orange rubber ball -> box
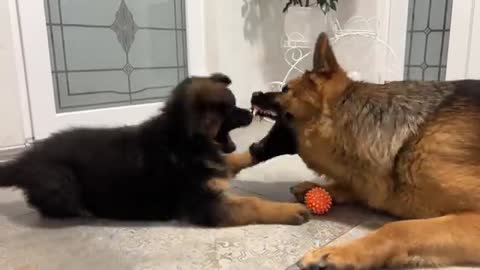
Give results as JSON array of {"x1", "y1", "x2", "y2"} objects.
[{"x1": 305, "y1": 187, "x2": 332, "y2": 215}]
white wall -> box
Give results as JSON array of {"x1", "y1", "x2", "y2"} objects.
[
  {"x1": 0, "y1": 0, "x2": 27, "y2": 148},
  {"x1": 204, "y1": 0, "x2": 406, "y2": 108},
  {"x1": 205, "y1": 0, "x2": 289, "y2": 108}
]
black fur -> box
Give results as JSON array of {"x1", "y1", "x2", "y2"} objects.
[
  {"x1": 0, "y1": 74, "x2": 252, "y2": 226},
  {"x1": 249, "y1": 120, "x2": 297, "y2": 162},
  {"x1": 249, "y1": 91, "x2": 298, "y2": 162}
]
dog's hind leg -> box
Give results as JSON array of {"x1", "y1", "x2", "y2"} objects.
[
  {"x1": 290, "y1": 212, "x2": 480, "y2": 270},
  {"x1": 20, "y1": 164, "x2": 84, "y2": 218}
]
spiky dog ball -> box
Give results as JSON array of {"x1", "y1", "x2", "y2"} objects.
[{"x1": 305, "y1": 187, "x2": 332, "y2": 215}]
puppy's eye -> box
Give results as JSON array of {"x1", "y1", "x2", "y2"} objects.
[{"x1": 281, "y1": 85, "x2": 289, "y2": 93}]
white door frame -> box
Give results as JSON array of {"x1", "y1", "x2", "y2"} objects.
[
  {"x1": 377, "y1": 0, "x2": 409, "y2": 82},
  {"x1": 16, "y1": 0, "x2": 207, "y2": 140},
  {"x1": 379, "y1": 0, "x2": 480, "y2": 81},
  {"x1": 447, "y1": 0, "x2": 480, "y2": 80}
]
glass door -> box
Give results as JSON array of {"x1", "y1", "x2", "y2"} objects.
[
  {"x1": 403, "y1": 0, "x2": 480, "y2": 81},
  {"x1": 17, "y1": 0, "x2": 206, "y2": 139},
  {"x1": 403, "y1": 0, "x2": 452, "y2": 81}
]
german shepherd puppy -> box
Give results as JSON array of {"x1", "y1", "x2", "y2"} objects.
[
  {"x1": 0, "y1": 73, "x2": 310, "y2": 226},
  {"x1": 249, "y1": 33, "x2": 480, "y2": 269}
]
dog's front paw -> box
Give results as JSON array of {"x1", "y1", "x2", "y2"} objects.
[
  {"x1": 290, "y1": 181, "x2": 321, "y2": 203},
  {"x1": 289, "y1": 246, "x2": 374, "y2": 270},
  {"x1": 249, "y1": 142, "x2": 266, "y2": 162},
  {"x1": 290, "y1": 181, "x2": 356, "y2": 205}
]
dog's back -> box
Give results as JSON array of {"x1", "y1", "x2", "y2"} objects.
[
  {"x1": 312, "y1": 79, "x2": 480, "y2": 217},
  {"x1": 332, "y1": 80, "x2": 480, "y2": 170},
  {"x1": 390, "y1": 80, "x2": 480, "y2": 217},
  {"x1": 0, "y1": 126, "x2": 151, "y2": 218}
]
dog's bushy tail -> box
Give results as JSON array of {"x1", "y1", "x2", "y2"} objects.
[{"x1": 0, "y1": 162, "x2": 16, "y2": 187}]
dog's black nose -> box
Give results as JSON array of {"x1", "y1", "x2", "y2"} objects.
[
  {"x1": 251, "y1": 91, "x2": 264, "y2": 104},
  {"x1": 252, "y1": 91, "x2": 262, "y2": 97}
]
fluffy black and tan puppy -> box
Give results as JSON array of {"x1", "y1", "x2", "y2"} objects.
[{"x1": 0, "y1": 73, "x2": 309, "y2": 226}]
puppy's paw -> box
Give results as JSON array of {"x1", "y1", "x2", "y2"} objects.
[{"x1": 282, "y1": 203, "x2": 311, "y2": 225}]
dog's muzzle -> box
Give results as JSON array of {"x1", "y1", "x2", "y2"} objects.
[{"x1": 251, "y1": 91, "x2": 283, "y2": 120}]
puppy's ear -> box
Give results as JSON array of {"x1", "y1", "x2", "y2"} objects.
[
  {"x1": 176, "y1": 85, "x2": 222, "y2": 139},
  {"x1": 312, "y1": 32, "x2": 340, "y2": 74},
  {"x1": 210, "y1": 73, "x2": 232, "y2": 85},
  {"x1": 182, "y1": 92, "x2": 198, "y2": 138},
  {"x1": 166, "y1": 80, "x2": 198, "y2": 137}
]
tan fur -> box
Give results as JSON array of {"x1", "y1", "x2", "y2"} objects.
[
  {"x1": 205, "y1": 174, "x2": 309, "y2": 227},
  {"x1": 215, "y1": 194, "x2": 310, "y2": 227},
  {"x1": 224, "y1": 152, "x2": 256, "y2": 175},
  {"x1": 281, "y1": 33, "x2": 480, "y2": 269},
  {"x1": 206, "y1": 178, "x2": 231, "y2": 193},
  {"x1": 206, "y1": 152, "x2": 310, "y2": 227}
]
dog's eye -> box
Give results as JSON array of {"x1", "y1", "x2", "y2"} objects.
[{"x1": 281, "y1": 85, "x2": 289, "y2": 93}]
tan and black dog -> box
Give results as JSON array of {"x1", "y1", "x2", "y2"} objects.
[
  {"x1": 249, "y1": 32, "x2": 480, "y2": 269},
  {"x1": 0, "y1": 73, "x2": 310, "y2": 227}
]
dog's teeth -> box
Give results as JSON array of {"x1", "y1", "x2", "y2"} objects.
[{"x1": 251, "y1": 107, "x2": 277, "y2": 120}]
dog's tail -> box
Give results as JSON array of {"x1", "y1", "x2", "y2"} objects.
[{"x1": 0, "y1": 161, "x2": 16, "y2": 187}]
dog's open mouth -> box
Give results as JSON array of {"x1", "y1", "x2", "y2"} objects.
[
  {"x1": 250, "y1": 91, "x2": 282, "y2": 121},
  {"x1": 251, "y1": 105, "x2": 278, "y2": 120}
]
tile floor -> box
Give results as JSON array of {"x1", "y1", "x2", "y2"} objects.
[{"x1": 0, "y1": 121, "x2": 477, "y2": 270}]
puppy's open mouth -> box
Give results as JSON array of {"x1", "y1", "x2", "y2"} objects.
[{"x1": 216, "y1": 107, "x2": 253, "y2": 153}]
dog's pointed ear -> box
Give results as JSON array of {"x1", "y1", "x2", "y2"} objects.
[
  {"x1": 210, "y1": 73, "x2": 232, "y2": 85},
  {"x1": 312, "y1": 32, "x2": 340, "y2": 74}
]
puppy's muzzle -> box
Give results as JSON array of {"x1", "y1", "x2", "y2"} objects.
[{"x1": 216, "y1": 107, "x2": 253, "y2": 153}]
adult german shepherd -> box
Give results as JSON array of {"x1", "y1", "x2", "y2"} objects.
[{"x1": 249, "y1": 33, "x2": 480, "y2": 269}]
